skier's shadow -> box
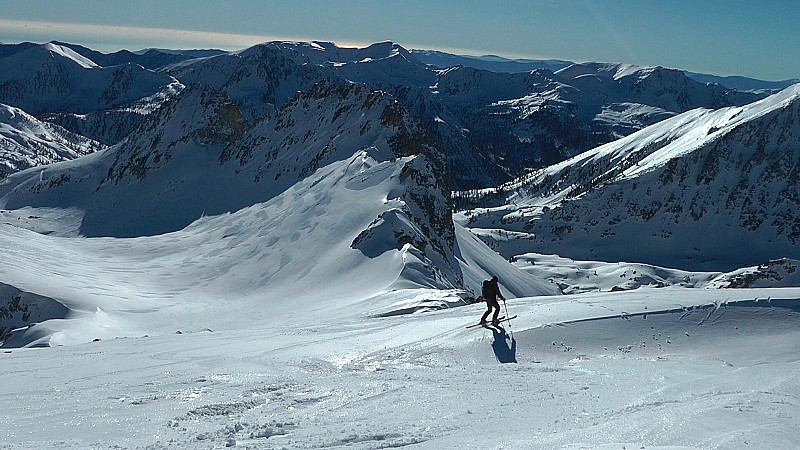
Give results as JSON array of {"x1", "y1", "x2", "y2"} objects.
[{"x1": 488, "y1": 324, "x2": 517, "y2": 363}]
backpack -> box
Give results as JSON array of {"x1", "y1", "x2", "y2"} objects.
[{"x1": 481, "y1": 280, "x2": 492, "y2": 299}]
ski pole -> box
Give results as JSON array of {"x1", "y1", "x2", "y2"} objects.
[{"x1": 502, "y1": 299, "x2": 511, "y2": 327}]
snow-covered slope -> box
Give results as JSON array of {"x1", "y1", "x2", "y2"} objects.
[
  {"x1": 458, "y1": 83, "x2": 800, "y2": 271},
  {"x1": 0, "y1": 104, "x2": 105, "y2": 178},
  {"x1": 1, "y1": 246, "x2": 799, "y2": 448}
]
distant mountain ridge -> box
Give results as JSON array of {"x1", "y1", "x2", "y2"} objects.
[
  {"x1": 683, "y1": 71, "x2": 799, "y2": 93},
  {"x1": 0, "y1": 42, "x2": 180, "y2": 115},
  {"x1": 411, "y1": 48, "x2": 797, "y2": 93},
  {"x1": 0, "y1": 40, "x2": 772, "y2": 190},
  {"x1": 411, "y1": 49, "x2": 573, "y2": 73}
]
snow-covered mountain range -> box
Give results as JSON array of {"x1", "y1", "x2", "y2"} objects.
[
  {"x1": 411, "y1": 48, "x2": 800, "y2": 93},
  {"x1": 0, "y1": 42, "x2": 180, "y2": 115},
  {"x1": 0, "y1": 39, "x2": 797, "y2": 318},
  {"x1": 1, "y1": 40, "x2": 767, "y2": 189}
]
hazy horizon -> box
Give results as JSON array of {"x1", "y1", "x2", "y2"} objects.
[{"x1": 1, "y1": 0, "x2": 798, "y2": 81}]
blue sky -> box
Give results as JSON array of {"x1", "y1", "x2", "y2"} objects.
[{"x1": 1, "y1": 0, "x2": 797, "y2": 81}]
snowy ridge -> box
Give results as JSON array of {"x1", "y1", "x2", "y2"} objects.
[
  {"x1": 410, "y1": 49, "x2": 573, "y2": 73},
  {"x1": 495, "y1": 82, "x2": 800, "y2": 199},
  {"x1": 706, "y1": 258, "x2": 800, "y2": 289},
  {"x1": 276, "y1": 40, "x2": 423, "y2": 67}
]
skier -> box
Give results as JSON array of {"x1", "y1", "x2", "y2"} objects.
[{"x1": 480, "y1": 276, "x2": 505, "y2": 325}]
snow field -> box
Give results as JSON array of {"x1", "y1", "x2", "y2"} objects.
[{"x1": 2, "y1": 288, "x2": 799, "y2": 449}]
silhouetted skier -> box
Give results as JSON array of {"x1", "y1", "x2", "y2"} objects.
[{"x1": 480, "y1": 276, "x2": 505, "y2": 325}]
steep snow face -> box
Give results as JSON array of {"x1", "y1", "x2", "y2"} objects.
[
  {"x1": 0, "y1": 104, "x2": 105, "y2": 178},
  {"x1": 458, "y1": 84, "x2": 800, "y2": 271},
  {"x1": 0, "y1": 43, "x2": 180, "y2": 115}
]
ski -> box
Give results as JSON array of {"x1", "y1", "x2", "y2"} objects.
[{"x1": 466, "y1": 315, "x2": 517, "y2": 329}]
